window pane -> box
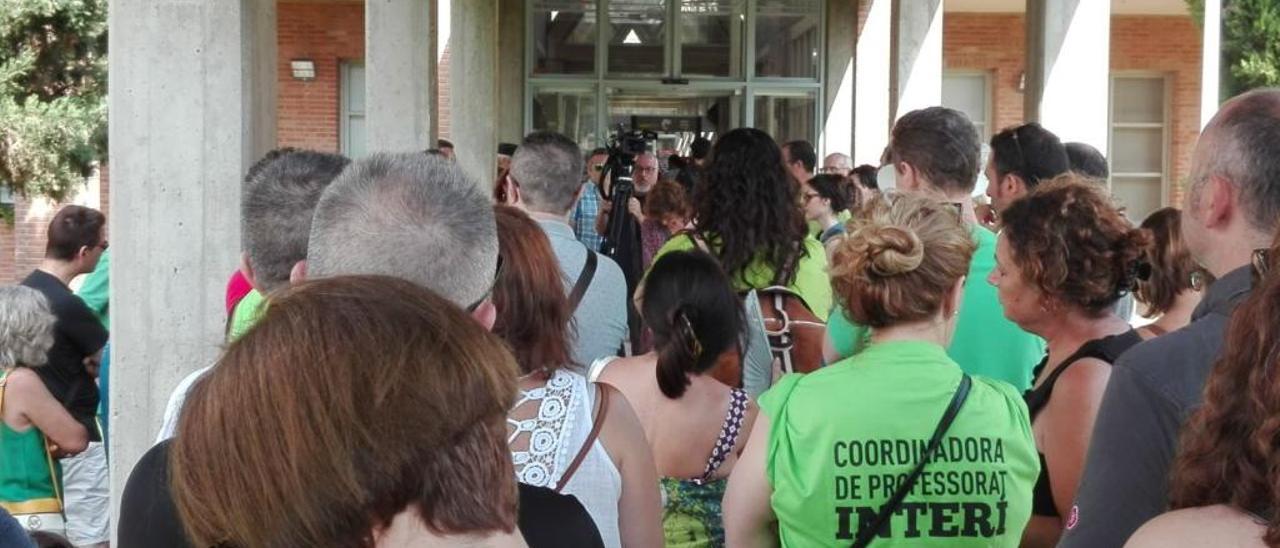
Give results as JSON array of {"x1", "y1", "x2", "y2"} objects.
[
  {"x1": 942, "y1": 73, "x2": 987, "y2": 132},
  {"x1": 532, "y1": 0, "x2": 597, "y2": 75},
  {"x1": 1112, "y1": 127, "x2": 1163, "y2": 174},
  {"x1": 346, "y1": 115, "x2": 367, "y2": 159},
  {"x1": 679, "y1": 0, "x2": 745, "y2": 77},
  {"x1": 755, "y1": 0, "x2": 821, "y2": 78},
  {"x1": 608, "y1": 89, "x2": 742, "y2": 135},
  {"x1": 754, "y1": 91, "x2": 815, "y2": 143},
  {"x1": 609, "y1": 0, "x2": 667, "y2": 74},
  {"x1": 532, "y1": 89, "x2": 599, "y2": 148},
  {"x1": 1112, "y1": 176, "x2": 1162, "y2": 222},
  {"x1": 346, "y1": 63, "x2": 365, "y2": 114},
  {"x1": 1113, "y1": 77, "x2": 1164, "y2": 124}
]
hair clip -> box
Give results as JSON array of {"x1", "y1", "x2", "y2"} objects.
[{"x1": 676, "y1": 309, "x2": 703, "y2": 359}]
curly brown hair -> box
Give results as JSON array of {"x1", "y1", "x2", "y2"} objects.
[
  {"x1": 999, "y1": 175, "x2": 1150, "y2": 316},
  {"x1": 1135, "y1": 208, "x2": 1215, "y2": 317},
  {"x1": 643, "y1": 180, "x2": 692, "y2": 221},
  {"x1": 830, "y1": 193, "x2": 975, "y2": 328},
  {"x1": 1169, "y1": 230, "x2": 1280, "y2": 544}
]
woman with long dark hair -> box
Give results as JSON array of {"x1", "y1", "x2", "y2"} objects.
[
  {"x1": 650, "y1": 128, "x2": 832, "y2": 319},
  {"x1": 1127, "y1": 233, "x2": 1280, "y2": 547},
  {"x1": 590, "y1": 250, "x2": 756, "y2": 547}
]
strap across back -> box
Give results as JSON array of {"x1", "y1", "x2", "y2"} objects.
[{"x1": 696, "y1": 388, "x2": 750, "y2": 484}]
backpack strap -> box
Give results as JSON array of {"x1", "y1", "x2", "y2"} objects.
[
  {"x1": 555, "y1": 382, "x2": 611, "y2": 493},
  {"x1": 852, "y1": 375, "x2": 972, "y2": 548},
  {"x1": 568, "y1": 250, "x2": 598, "y2": 313}
]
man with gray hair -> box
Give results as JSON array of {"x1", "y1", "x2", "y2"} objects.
[
  {"x1": 306, "y1": 152, "x2": 498, "y2": 310},
  {"x1": 511, "y1": 131, "x2": 629, "y2": 363},
  {"x1": 1061, "y1": 89, "x2": 1280, "y2": 547},
  {"x1": 820, "y1": 152, "x2": 852, "y2": 176},
  {"x1": 156, "y1": 148, "x2": 349, "y2": 441}
]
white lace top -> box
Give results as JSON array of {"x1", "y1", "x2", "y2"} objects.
[{"x1": 508, "y1": 369, "x2": 623, "y2": 548}]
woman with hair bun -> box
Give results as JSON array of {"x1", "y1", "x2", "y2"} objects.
[
  {"x1": 987, "y1": 175, "x2": 1151, "y2": 547},
  {"x1": 590, "y1": 249, "x2": 756, "y2": 548},
  {"x1": 1133, "y1": 207, "x2": 1214, "y2": 339},
  {"x1": 723, "y1": 193, "x2": 1039, "y2": 547}
]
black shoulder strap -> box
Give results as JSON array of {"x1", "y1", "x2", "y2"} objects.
[
  {"x1": 853, "y1": 375, "x2": 972, "y2": 548},
  {"x1": 568, "y1": 250, "x2": 598, "y2": 312}
]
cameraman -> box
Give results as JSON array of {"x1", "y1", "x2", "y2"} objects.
[{"x1": 596, "y1": 152, "x2": 659, "y2": 352}]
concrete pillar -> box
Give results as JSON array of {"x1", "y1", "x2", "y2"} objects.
[
  {"x1": 891, "y1": 0, "x2": 943, "y2": 120},
  {"x1": 1024, "y1": 0, "x2": 1111, "y2": 151},
  {"x1": 822, "y1": 0, "x2": 856, "y2": 158},
  {"x1": 366, "y1": 0, "x2": 434, "y2": 152},
  {"x1": 107, "y1": 0, "x2": 276, "y2": 530},
  {"x1": 451, "y1": 0, "x2": 499, "y2": 184},
  {"x1": 853, "y1": 0, "x2": 893, "y2": 166},
  {"x1": 498, "y1": 0, "x2": 525, "y2": 144},
  {"x1": 1200, "y1": 0, "x2": 1221, "y2": 129}
]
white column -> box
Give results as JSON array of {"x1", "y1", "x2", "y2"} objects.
[
  {"x1": 366, "y1": 0, "x2": 434, "y2": 152},
  {"x1": 853, "y1": 0, "x2": 893, "y2": 166},
  {"x1": 1025, "y1": 0, "x2": 1111, "y2": 151},
  {"x1": 451, "y1": 0, "x2": 499, "y2": 185},
  {"x1": 1200, "y1": 0, "x2": 1221, "y2": 129},
  {"x1": 822, "y1": 0, "x2": 856, "y2": 158},
  {"x1": 891, "y1": 0, "x2": 944, "y2": 120},
  {"x1": 107, "y1": 0, "x2": 276, "y2": 531}
]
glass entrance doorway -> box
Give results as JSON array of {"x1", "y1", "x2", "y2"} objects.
[
  {"x1": 607, "y1": 88, "x2": 742, "y2": 156},
  {"x1": 525, "y1": 0, "x2": 824, "y2": 153}
]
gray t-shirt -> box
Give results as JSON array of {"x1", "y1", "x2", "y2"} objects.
[
  {"x1": 1059, "y1": 265, "x2": 1254, "y2": 547},
  {"x1": 536, "y1": 218, "x2": 629, "y2": 367}
]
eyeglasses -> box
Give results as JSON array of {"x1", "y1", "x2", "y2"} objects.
[
  {"x1": 96, "y1": 240, "x2": 109, "y2": 251},
  {"x1": 466, "y1": 254, "x2": 505, "y2": 313},
  {"x1": 1252, "y1": 248, "x2": 1271, "y2": 286},
  {"x1": 1006, "y1": 125, "x2": 1029, "y2": 180},
  {"x1": 636, "y1": 166, "x2": 658, "y2": 174},
  {"x1": 818, "y1": 167, "x2": 849, "y2": 175},
  {"x1": 591, "y1": 164, "x2": 605, "y2": 173},
  {"x1": 802, "y1": 192, "x2": 821, "y2": 203}
]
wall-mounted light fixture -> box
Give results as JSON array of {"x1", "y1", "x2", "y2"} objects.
[{"x1": 290, "y1": 59, "x2": 316, "y2": 81}]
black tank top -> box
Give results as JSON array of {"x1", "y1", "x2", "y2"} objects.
[{"x1": 1024, "y1": 330, "x2": 1143, "y2": 517}]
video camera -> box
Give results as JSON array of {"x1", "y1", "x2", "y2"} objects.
[{"x1": 599, "y1": 125, "x2": 657, "y2": 257}]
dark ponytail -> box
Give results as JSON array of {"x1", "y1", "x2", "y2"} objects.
[
  {"x1": 656, "y1": 307, "x2": 700, "y2": 398},
  {"x1": 643, "y1": 251, "x2": 744, "y2": 400}
]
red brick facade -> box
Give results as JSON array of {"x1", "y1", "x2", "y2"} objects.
[
  {"x1": 277, "y1": 2, "x2": 365, "y2": 151},
  {"x1": 944, "y1": 13, "x2": 1202, "y2": 201}
]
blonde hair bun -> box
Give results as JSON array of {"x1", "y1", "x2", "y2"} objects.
[{"x1": 859, "y1": 224, "x2": 924, "y2": 277}]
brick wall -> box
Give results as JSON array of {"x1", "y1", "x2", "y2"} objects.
[
  {"x1": 277, "y1": 1, "x2": 365, "y2": 152},
  {"x1": 0, "y1": 219, "x2": 13, "y2": 283},
  {"x1": 944, "y1": 13, "x2": 1201, "y2": 206}
]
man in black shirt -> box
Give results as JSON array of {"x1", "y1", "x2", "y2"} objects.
[
  {"x1": 20, "y1": 205, "x2": 109, "y2": 439},
  {"x1": 19, "y1": 204, "x2": 110, "y2": 546}
]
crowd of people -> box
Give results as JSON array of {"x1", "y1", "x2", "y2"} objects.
[{"x1": 1, "y1": 87, "x2": 1279, "y2": 548}]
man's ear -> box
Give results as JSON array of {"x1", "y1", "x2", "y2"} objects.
[
  {"x1": 288, "y1": 260, "x2": 307, "y2": 285},
  {"x1": 1004, "y1": 174, "x2": 1028, "y2": 201},
  {"x1": 1201, "y1": 175, "x2": 1237, "y2": 230},
  {"x1": 240, "y1": 252, "x2": 263, "y2": 290},
  {"x1": 470, "y1": 300, "x2": 497, "y2": 331}
]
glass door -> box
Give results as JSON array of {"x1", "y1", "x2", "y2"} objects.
[{"x1": 607, "y1": 87, "x2": 743, "y2": 156}]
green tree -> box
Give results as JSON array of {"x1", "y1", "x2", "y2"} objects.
[
  {"x1": 0, "y1": 0, "x2": 107, "y2": 201},
  {"x1": 1187, "y1": 0, "x2": 1280, "y2": 98}
]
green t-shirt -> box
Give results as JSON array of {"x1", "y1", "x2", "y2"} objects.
[
  {"x1": 76, "y1": 248, "x2": 110, "y2": 328},
  {"x1": 826, "y1": 226, "x2": 1044, "y2": 390},
  {"x1": 760, "y1": 341, "x2": 1039, "y2": 547},
  {"x1": 808, "y1": 209, "x2": 854, "y2": 239},
  {"x1": 228, "y1": 289, "x2": 266, "y2": 342},
  {"x1": 650, "y1": 233, "x2": 833, "y2": 321}
]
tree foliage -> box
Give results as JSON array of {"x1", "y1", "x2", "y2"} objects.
[
  {"x1": 0, "y1": 0, "x2": 107, "y2": 200},
  {"x1": 1187, "y1": 0, "x2": 1280, "y2": 98}
]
